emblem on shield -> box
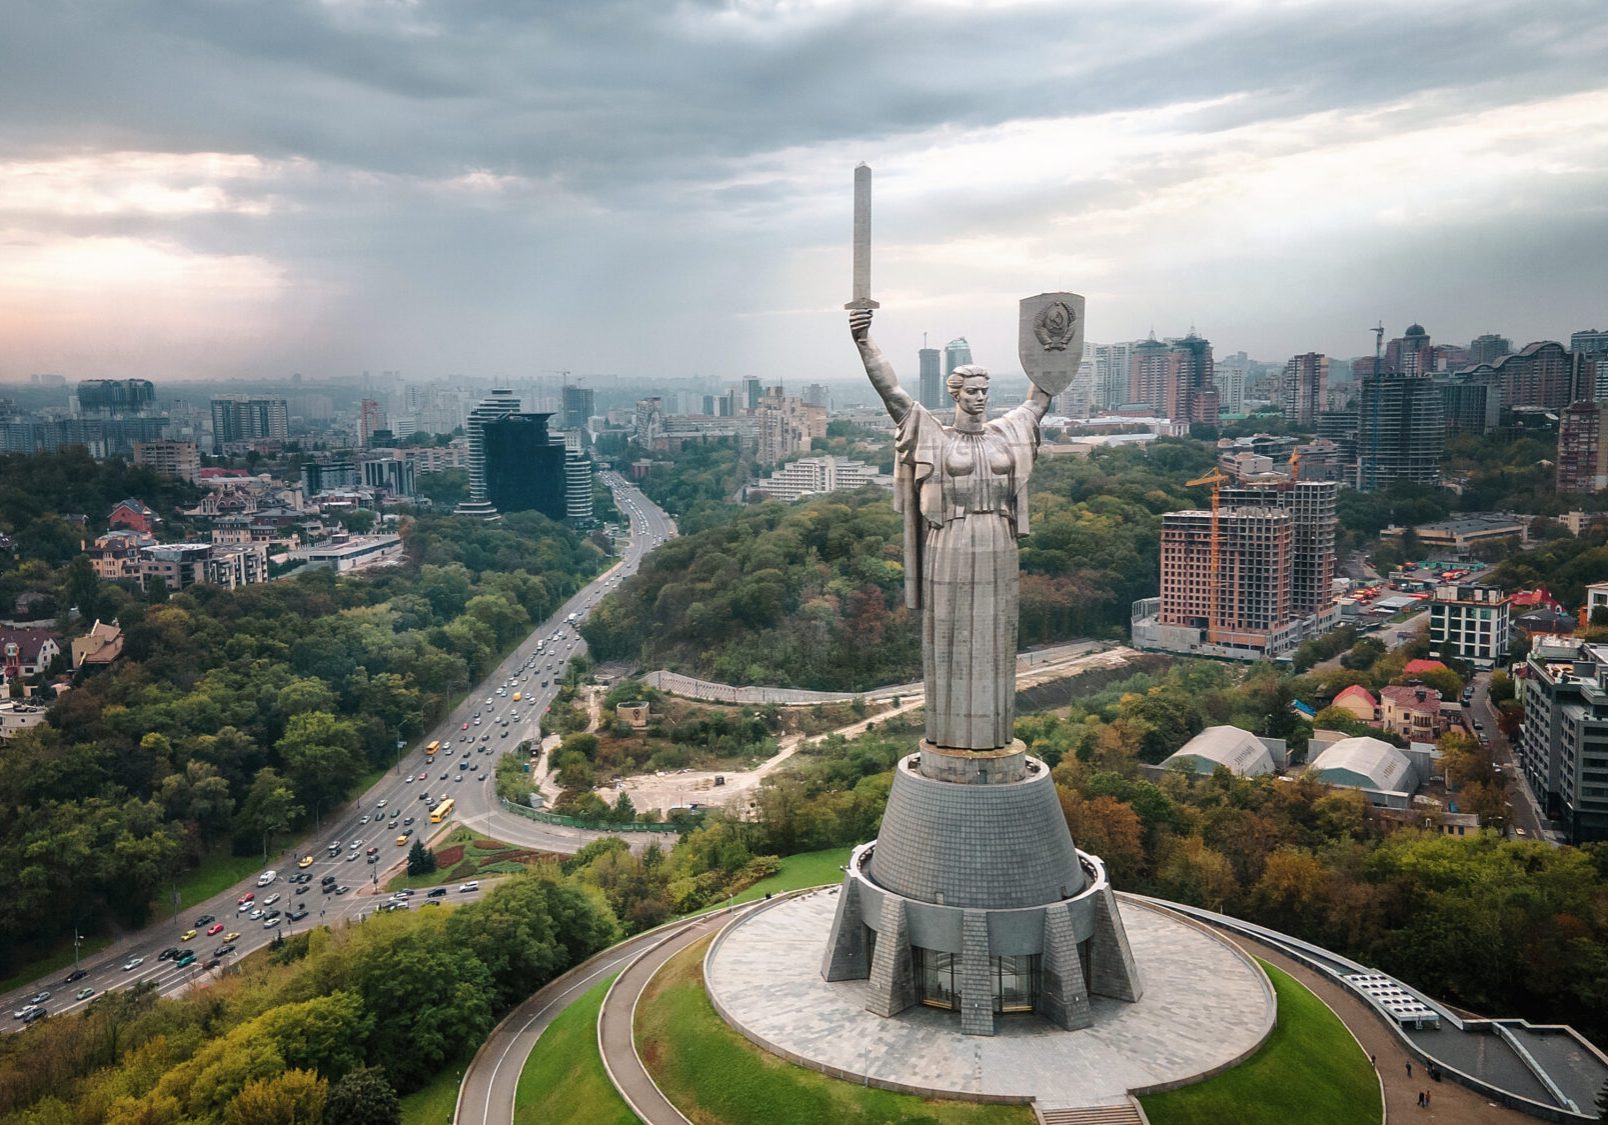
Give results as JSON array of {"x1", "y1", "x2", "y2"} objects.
[{"x1": 1018, "y1": 292, "x2": 1086, "y2": 396}]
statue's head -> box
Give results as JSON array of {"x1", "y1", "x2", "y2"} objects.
[{"x1": 947, "y1": 365, "x2": 990, "y2": 415}]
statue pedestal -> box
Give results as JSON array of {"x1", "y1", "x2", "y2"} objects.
[{"x1": 821, "y1": 751, "x2": 1143, "y2": 1035}]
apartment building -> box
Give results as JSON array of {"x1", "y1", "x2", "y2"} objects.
[
  {"x1": 1428, "y1": 583, "x2": 1511, "y2": 669},
  {"x1": 1519, "y1": 636, "x2": 1608, "y2": 842}
]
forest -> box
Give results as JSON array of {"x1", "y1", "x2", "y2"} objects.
[
  {"x1": 0, "y1": 495, "x2": 604, "y2": 975},
  {"x1": 584, "y1": 439, "x2": 1214, "y2": 689}
]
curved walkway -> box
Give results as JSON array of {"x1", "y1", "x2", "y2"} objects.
[{"x1": 596, "y1": 908, "x2": 740, "y2": 1125}]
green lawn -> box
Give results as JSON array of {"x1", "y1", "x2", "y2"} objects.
[
  {"x1": 689, "y1": 846, "x2": 854, "y2": 917},
  {"x1": 0, "y1": 934, "x2": 114, "y2": 995},
  {"x1": 636, "y1": 935, "x2": 1031, "y2": 1124},
  {"x1": 515, "y1": 974, "x2": 636, "y2": 1125},
  {"x1": 172, "y1": 848, "x2": 267, "y2": 911},
  {"x1": 399, "y1": 1051, "x2": 471, "y2": 1125},
  {"x1": 1141, "y1": 961, "x2": 1379, "y2": 1125},
  {"x1": 387, "y1": 826, "x2": 562, "y2": 890}
]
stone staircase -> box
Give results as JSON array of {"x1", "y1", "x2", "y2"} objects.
[{"x1": 1035, "y1": 1101, "x2": 1147, "y2": 1125}]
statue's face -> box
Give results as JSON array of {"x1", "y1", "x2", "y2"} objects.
[{"x1": 954, "y1": 376, "x2": 989, "y2": 416}]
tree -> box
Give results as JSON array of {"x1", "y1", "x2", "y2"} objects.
[
  {"x1": 222, "y1": 1068, "x2": 327, "y2": 1125},
  {"x1": 323, "y1": 1066, "x2": 401, "y2": 1125},
  {"x1": 240, "y1": 768, "x2": 304, "y2": 860},
  {"x1": 407, "y1": 840, "x2": 437, "y2": 876}
]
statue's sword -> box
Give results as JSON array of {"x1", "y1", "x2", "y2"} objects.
[{"x1": 845, "y1": 163, "x2": 880, "y2": 311}]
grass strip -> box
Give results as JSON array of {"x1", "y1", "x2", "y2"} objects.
[
  {"x1": 1141, "y1": 960, "x2": 1379, "y2": 1125},
  {"x1": 635, "y1": 935, "x2": 1030, "y2": 1124},
  {"x1": 514, "y1": 974, "x2": 636, "y2": 1125}
]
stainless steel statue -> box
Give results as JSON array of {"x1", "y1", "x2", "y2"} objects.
[{"x1": 846, "y1": 167, "x2": 1083, "y2": 751}]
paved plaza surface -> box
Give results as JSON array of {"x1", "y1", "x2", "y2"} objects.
[{"x1": 705, "y1": 888, "x2": 1275, "y2": 1110}]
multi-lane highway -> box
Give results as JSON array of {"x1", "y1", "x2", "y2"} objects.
[{"x1": 3, "y1": 472, "x2": 677, "y2": 1029}]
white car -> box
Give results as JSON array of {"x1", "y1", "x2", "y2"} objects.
[
  {"x1": 121, "y1": 957, "x2": 144, "y2": 971},
  {"x1": 459, "y1": 881, "x2": 480, "y2": 893},
  {"x1": 262, "y1": 893, "x2": 280, "y2": 907}
]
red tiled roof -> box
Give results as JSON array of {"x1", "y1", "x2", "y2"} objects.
[{"x1": 1403, "y1": 659, "x2": 1450, "y2": 675}]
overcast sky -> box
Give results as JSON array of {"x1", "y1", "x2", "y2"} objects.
[{"x1": 3, "y1": 0, "x2": 1607, "y2": 386}]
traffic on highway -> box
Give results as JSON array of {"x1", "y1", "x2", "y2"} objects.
[{"x1": 3, "y1": 474, "x2": 676, "y2": 1030}]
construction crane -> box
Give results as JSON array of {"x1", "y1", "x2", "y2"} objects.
[{"x1": 1187, "y1": 466, "x2": 1231, "y2": 643}]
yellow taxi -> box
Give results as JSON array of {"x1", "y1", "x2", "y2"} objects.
[
  {"x1": 297, "y1": 855, "x2": 314, "y2": 868},
  {"x1": 180, "y1": 929, "x2": 197, "y2": 941}
]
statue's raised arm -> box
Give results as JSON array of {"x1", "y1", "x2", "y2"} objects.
[{"x1": 850, "y1": 309, "x2": 912, "y2": 423}]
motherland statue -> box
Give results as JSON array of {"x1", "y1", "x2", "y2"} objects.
[{"x1": 823, "y1": 166, "x2": 1135, "y2": 1036}]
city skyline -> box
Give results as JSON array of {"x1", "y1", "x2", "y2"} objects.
[{"x1": 3, "y1": 1, "x2": 1606, "y2": 383}]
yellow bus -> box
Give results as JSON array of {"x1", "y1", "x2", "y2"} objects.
[
  {"x1": 430, "y1": 798, "x2": 455, "y2": 824},
  {"x1": 425, "y1": 740, "x2": 441, "y2": 757}
]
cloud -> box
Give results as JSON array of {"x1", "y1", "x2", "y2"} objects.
[{"x1": 0, "y1": 0, "x2": 1606, "y2": 379}]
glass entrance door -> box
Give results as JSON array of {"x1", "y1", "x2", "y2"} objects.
[{"x1": 915, "y1": 948, "x2": 957, "y2": 1009}]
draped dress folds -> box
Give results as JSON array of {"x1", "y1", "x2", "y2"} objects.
[{"x1": 893, "y1": 402, "x2": 1040, "y2": 750}]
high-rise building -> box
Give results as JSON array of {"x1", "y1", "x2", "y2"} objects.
[
  {"x1": 456, "y1": 389, "x2": 522, "y2": 519},
  {"x1": 1569, "y1": 328, "x2": 1608, "y2": 361},
  {"x1": 478, "y1": 412, "x2": 566, "y2": 520},
  {"x1": 561, "y1": 385, "x2": 595, "y2": 431},
  {"x1": 802, "y1": 383, "x2": 831, "y2": 411},
  {"x1": 1094, "y1": 342, "x2": 1133, "y2": 411},
  {"x1": 563, "y1": 431, "x2": 594, "y2": 525},
  {"x1": 1557, "y1": 402, "x2": 1608, "y2": 493},
  {"x1": 76, "y1": 379, "x2": 155, "y2": 417},
  {"x1": 1518, "y1": 636, "x2": 1608, "y2": 843},
  {"x1": 210, "y1": 396, "x2": 289, "y2": 452},
  {"x1": 361, "y1": 456, "x2": 417, "y2": 498},
  {"x1": 1357, "y1": 373, "x2": 1444, "y2": 491},
  {"x1": 943, "y1": 337, "x2": 972, "y2": 376},
  {"x1": 301, "y1": 460, "x2": 358, "y2": 493},
  {"x1": 1165, "y1": 333, "x2": 1217, "y2": 425},
  {"x1": 1428, "y1": 583, "x2": 1510, "y2": 669},
  {"x1": 358, "y1": 398, "x2": 386, "y2": 447},
  {"x1": 1386, "y1": 323, "x2": 1433, "y2": 377},
  {"x1": 743, "y1": 377, "x2": 763, "y2": 411},
  {"x1": 133, "y1": 440, "x2": 200, "y2": 484},
  {"x1": 1158, "y1": 506, "x2": 1293, "y2": 648},
  {"x1": 919, "y1": 345, "x2": 944, "y2": 410},
  {"x1": 1219, "y1": 478, "x2": 1339, "y2": 618},
  {"x1": 1469, "y1": 334, "x2": 1513, "y2": 366},
  {"x1": 1129, "y1": 335, "x2": 1170, "y2": 413},
  {"x1": 755, "y1": 385, "x2": 821, "y2": 465},
  {"x1": 1278, "y1": 353, "x2": 1328, "y2": 425},
  {"x1": 1435, "y1": 370, "x2": 1502, "y2": 436},
  {"x1": 1214, "y1": 352, "x2": 1248, "y2": 416},
  {"x1": 1459, "y1": 342, "x2": 1573, "y2": 410}
]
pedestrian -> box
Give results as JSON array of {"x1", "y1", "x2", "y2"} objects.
[
  {"x1": 1425, "y1": 1091, "x2": 1431, "y2": 1108},
  {"x1": 1370, "y1": 1054, "x2": 1377, "y2": 1068},
  {"x1": 1417, "y1": 1091, "x2": 1425, "y2": 1107},
  {"x1": 1406, "y1": 1061, "x2": 1413, "y2": 1077}
]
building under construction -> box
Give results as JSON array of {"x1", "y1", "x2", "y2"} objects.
[{"x1": 1132, "y1": 456, "x2": 1341, "y2": 661}]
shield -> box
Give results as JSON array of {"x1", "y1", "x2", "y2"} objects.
[{"x1": 1018, "y1": 292, "x2": 1085, "y2": 396}]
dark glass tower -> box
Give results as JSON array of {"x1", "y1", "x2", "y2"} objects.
[{"x1": 483, "y1": 413, "x2": 567, "y2": 520}]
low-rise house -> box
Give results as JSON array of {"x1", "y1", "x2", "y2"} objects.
[
  {"x1": 1379, "y1": 684, "x2": 1447, "y2": 742},
  {"x1": 71, "y1": 619, "x2": 124, "y2": 670}
]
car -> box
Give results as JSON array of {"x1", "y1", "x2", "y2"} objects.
[
  {"x1": 202, "y1": 959, "x2": 220, "y2": 971},
  {"x1": 321, "y1": 882, "x2": 336, "y2": 893},
  {"x1": 206, "y1": 922, "x2": 224, "y2": 935},
  {"x1": 158, "y1": 947, "x2": 180, "y2": 961},
  {"x1": 12, "y1": 1005, "x2": 37, "y2": 1021},
  {"x1": 459, "y1": 881, "x2": 480, "y2": 893},
  {"x1": 263, "y1": 916, "x2": 281, "y2": 928},
  {"x1": 481, "y1": 734, "x2": 490, "y2": 742},
  {"x1": 63, "y1": 968, "x2": 87, "y2": 985},
  {"x1": 394, "y1": 887, "x2": 415, "y2": 898},
  {"x1": 403, "y1": 816, "x2": 415, "y2": 826},
  {"x1": 366, "y1": 845, "x2": 379, "y2": 856},
  {"x1": 349, "y1": 839, "x2": 362, "y2": 849},
  {"x1": 237, "y1": 900, "x2": 254, "y2": 913},
  {"x1": 176, "y1": 953, "x2": 196, "y2": 968},
  {"x1": 262, "y1": 893, "x2": 280, "y2": 907},
  {"x1": 263, "y1": 908, "x2": 281, "y2": 920},
  {"x1": 249, "y1": 908, "x2": 264, "y2": 920},
  {"x1": 295, "y1": 885, "x2": 308, "y2": 895},
  {"x1": 21, "y1": 1008, "x2": 46, "y2": 1024},
  {"x1": 427, "y1": 887, "x2": 448, "y2": 898},
  {"x1": 237, "y1": 891, "x2": 255, "y2": 906},
  {"x1": 75, "y1": 987, "x2": 95, "y2": 1001},
  {"x1": 461, "y1": 722, "x2": 469, "y2": 730},
  {"x1": 440, "y1": 772, "x2": 449, "y2": 780},
  {"x1": 214, "y1": 944, "x2": 236, "y2": 957},
  {"x1": 419, "y1": 770, "x2": 430, "y2": 781},
  {"x1": 321, "y1": 874, "x2": 337, "y2": 885},
  {"x1": 224, "y1": 931, "x2": 240, "y2": 942},
  {"x1": 456, "y1": 774, "x2": 465, "y2": 782},
  {"x1": 405, "y1": 774, "x2": 413, "y2": 783},
  {"x1": 1516, "y1": 826, "x2": 1528, "y2": 837},
  {"x1": 257, "y1": 870, "x2": 277, "y2": 887},
  {"x1": 420, "y1": 791, "x2": 431, "y2": 800},
  {"x1": 121, "y1": 957, "x2": 144, "y2": 971},
  {"x1": 194, "y1": 914, "x2": 215, "y2": 928},
  {"x1": 346, "y1": 852, "x2": 357, "y2": 862},
  {"x1": 28, "y1": 991, "x2": 50, "y2": 1005},
  {"x1": 367, "y1": 854, "x2": 379, "y2": 864},
  {"x1": 376, "y1": 799, "x2": 388, "y2": 809},
  {"x1": 359, "y1": 815, "x2": 370, "y2": 824},
  {"x1": 397, "y1": 835, "x2": 409, "y2": 846},
  {"x1": 180, "y1": 929, "x2": 197, "y2": 941},
  {"x1": 297, "y1": 854, "x2": 314, "y2": 868},
  {"x1": 335, "y1": 885, "x2": 350, "y2": 895}
]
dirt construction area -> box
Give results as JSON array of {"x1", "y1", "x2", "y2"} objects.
[{"x1": 600, "y1": 645, "x2": 1137, "y2": 817}]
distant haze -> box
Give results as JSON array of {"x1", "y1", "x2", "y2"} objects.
[{"x1": 3, "y1": 1, "x2": 1606, "y2": 384}]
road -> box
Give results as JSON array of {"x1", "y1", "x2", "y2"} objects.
[
  {"x1": 1308, "y1": 610, "x2": 1428, "y2": 674},
  {"x1": 1467, "y1": 672, "x2": 1552, "y2": 843},
  {"x1": 2, "y1": 471, "x2": 678, "y2": 1031}
]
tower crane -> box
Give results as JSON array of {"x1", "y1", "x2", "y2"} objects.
[{"x1": 1186, "y1": 465, "x2": 1231, "y2": 643}]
